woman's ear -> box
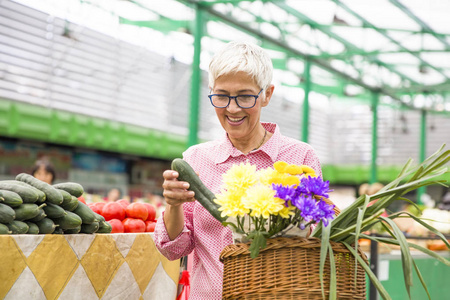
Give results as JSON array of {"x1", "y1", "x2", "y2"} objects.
[{"x1": 261, "y1": 84, "x2": 275, "y2": 107}]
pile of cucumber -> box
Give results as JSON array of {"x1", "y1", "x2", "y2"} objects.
[{"x1": 0, "y1": 173, "x2": 112, "y2": 235}]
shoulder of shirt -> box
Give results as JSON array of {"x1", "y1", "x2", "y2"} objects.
[
  {"x1": 183, "y1": 139, "x2": 223, "y2": 159},
  {"x1": 278, "y1": 134, "x2": 315, "y2": 152}
]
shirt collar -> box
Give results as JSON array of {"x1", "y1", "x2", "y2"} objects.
[{"x1": 213, "y1": 122, "x2": 280, "y2": 164}]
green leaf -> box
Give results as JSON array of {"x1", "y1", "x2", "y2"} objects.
[
  {"x1": 412, "y1": 260, "x2": 431, "y2": 300},
  {"x1": 320, "y1": 221, "x2": 331, "y2": 300},
  {"x1": 328, "y1": 242, "x2": 336, "y2": 300},
  {"x1": 380, "y1": 217, "x2": 413, "y2": 299},
  {"x1": 248, "y1": 231, "x2": 267, "y2": 259},
  {"x1": 342, "y1": 242, "x2": 392, "y2": 300}
]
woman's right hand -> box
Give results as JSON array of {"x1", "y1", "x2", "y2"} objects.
[{"x1": 162, "y1": 170, "x2": 196, "y2": 207}]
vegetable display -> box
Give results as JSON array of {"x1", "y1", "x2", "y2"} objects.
[{"x1": 0, "y1": 174, "x2": 111, "y2": 234}]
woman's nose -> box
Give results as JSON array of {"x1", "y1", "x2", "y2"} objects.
[{"x1": 226, "y1": 98, "x2": 241, "y2": 112}]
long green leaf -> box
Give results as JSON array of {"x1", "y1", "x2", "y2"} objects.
[
  {"x1": 342, "y1": 242, "x2": 392, "y2": 300},
  {"x1": 380, "y1": 217, "x2": 413, "y2": 299},
  {"x1": 320, "y1": 221, "x2": 331, "y2": 300},
  {"x1": 353, "y1": 195, "x2": 370, "y2": 285},
  {"x1": 412, "y1": 260, "x2": 431, "y2": 300},
  {"x1": 328, "y1": 243, "x2": 336, "y2": 300}
]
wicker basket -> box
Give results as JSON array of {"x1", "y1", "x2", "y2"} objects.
[{"x1": 220, "y1": 237, "x2": 368, "y2": 300}]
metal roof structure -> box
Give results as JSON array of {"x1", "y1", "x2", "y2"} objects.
[{"x1": 15, "y1": 0, "x2": 450, "y2": 114}]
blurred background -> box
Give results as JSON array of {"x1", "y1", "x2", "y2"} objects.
[{"x1": 0, "y1": 0, "x2": 449, "y2": 215}]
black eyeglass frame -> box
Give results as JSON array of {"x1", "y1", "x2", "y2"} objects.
[{"x1": 208, "y1": 89, "x2": 263, "y2": 109}]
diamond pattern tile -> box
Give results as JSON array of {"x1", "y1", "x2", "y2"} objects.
[
  {"x1": 27, "y1": 235, "x2": 79, "y2": 300},
  {"x1": 0, "y1": 236, "x2": 27, "y2": 299}
]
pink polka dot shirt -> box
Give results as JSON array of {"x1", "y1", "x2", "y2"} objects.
[{"x1": 154, "y1": 122, "x2": 322, "y2": 300}]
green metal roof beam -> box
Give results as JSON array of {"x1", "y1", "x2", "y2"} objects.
[
  {"x1": 315, "y1": 49, "x2": 450, "y2": 60},
  {"x1": 273, "y1": 2, "x2": 419, "y2": 86},
  {"x1": 334, "y1": 0, "x2": 449, "y2": 81},
  {"x1": 390, "y1": 0, "x2": 450, "y2": 48}
]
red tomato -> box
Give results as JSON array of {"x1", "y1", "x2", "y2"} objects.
[
  {"x1": 116, "y1": 199, "x2": 130, "y2": 209},
  {"x1": 102, "y1": 202, "x2": 126, "y2": 221},
  {"x1": 142, "y1": 203, "x2": 156, "y2": 221},
  {"x1": 125, "y1": 203, "x2": 148, "y2": 221},
  {"x1": 122, "y1": 218, "x2": 146, "y2": 233},
  {"x1": 88, "y1": 203, "x2": 102, "y2": 215},
  {"x1": 108, "y1": 219, "x2": 124, "y2": 233},
  {"x1": 145, "y1": 220, "x2": 156, "y2": 232},
  {"x1": 78, "y1": 196, "x2": 86, "y2": 204}
]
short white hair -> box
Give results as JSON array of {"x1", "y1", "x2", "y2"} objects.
[{"x1": 208, "y1": 41, "x2": 273, "y2": 90}]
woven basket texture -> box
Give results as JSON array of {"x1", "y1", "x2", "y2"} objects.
[{"x1": 220, "y1": 237, "x2": 367, "y2": 300}]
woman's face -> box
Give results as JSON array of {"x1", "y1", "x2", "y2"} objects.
[
  {"x1": 212, "y1": 72, "x2": 273, "y2": 142},
  {"x1": 33, "y1": 165, "x2": 54, "y2": 184}
]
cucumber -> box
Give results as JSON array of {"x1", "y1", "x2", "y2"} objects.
[
  {"x1": 0, "y1": 182, "x2": 38, "y2": 203},
  {"x1": 93, "y1": 212, "x2": 105, "y2": 222},
  {"x1": 0, "y1": 223, "x2": 11, "y2": 234},
  {"x1": 35, "y1": 218, "x2": 57, "y2": 234},
  {"x1": 96, "y1": 220, "x2": 112, "y2": 233},
  {"x1": 43, "y1": 203, "x2": 67, "y2": 219},
  {"x1": 53, "y1": 182, "x2": 84, "y2": 197},
  {"x1": 28, "y1": 206, "x2": 47, "y2": 222},
  {"x1": 7, "y1": 220, "x2": 29, "y2": 234},
  {"x1": 0, "y1": 190, "x2": 23, "y2": 207},
  {"x1": 25, "y1": 222, "x2": 40, "y2": 234},
  {"x1": 3, "y1": 180, "x2": 47, "y2": 203},
  {"x1": 60, "y1": 195, "x2": 79, "y2": 212},
  {"x1": 64, "y1": 226, "x2": 81, "y2": 234},
  {"x1": 16, "y1": 173, "x2": 63, "y2": 205},
  {"x1": 171, "y1": 158, "x2": 225, "y2": 222},
  {"x1": 0, "y1": 202, "x2": 16, "y2": 223},
  {"x1": 53, "y1": 227, "x2": 64, "y2": 234},
  {"x1": 80, "y1": 222, "x2": 99, "y2": 234},
  {"x1": 56, "y1": 189, "x2": 72, "y2": 206},
  {"x1": 72, "y1": 201, "x2": 98, "y2": 224},
  {"x1": 53, "y1": 211, "x2": 82, "y2": 230},
  {"x1": 13, "y1": 203, "x2": 46, "y2": 221}
]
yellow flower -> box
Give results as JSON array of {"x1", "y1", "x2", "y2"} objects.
[
  {"x1": 242, "y1": 185, "x2": 285, "y2": 219},
  {"x1": 301, "y1": 165, "x2": 316, "y2": 177},
  {"x1": 273, "y1": 161, "x2": 288, "y2": 173},
  {"x1": 284, "y1": 164, "x2": 303, "y2": 175},
  {"x1": 277, "y1": 204, "x2": 295, "y2": 218},
  {"x1": 222, "y1": 162, "x2": 257, "y2": 192},
  {"x1": 214, "y1": 190, "x2": 249, "y2": 218}
]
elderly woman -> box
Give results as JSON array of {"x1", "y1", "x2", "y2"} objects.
[{"x1": 154, "y1": 41, "x2": 322, "y2": 299}]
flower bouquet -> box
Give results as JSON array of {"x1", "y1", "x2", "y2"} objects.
[{"x1": 173, "y1": 145, "x2": 450, "y2": 299}]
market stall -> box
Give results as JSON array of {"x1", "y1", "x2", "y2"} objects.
[{"x1": 0, "y1": 233, "x2": 180, "y2": 300}]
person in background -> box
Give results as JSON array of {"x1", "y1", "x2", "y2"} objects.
[
  {"x1": 105, "y1": 187, "x2": 122, "y2": 202},
  {"x1": 31, "y1": 158, "x2": 56, "y2": 184},
  {"x1": 154, "y1": 41, "x2": 323, "y2": 300}
]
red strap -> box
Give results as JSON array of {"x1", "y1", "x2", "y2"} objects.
[{"x1": 176, "y1": 270, "x2": 190, "y2": 300}]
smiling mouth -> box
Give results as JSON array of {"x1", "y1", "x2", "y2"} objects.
[{"x1": 227, "y1": 116, "x2": 245, "y2": 122}]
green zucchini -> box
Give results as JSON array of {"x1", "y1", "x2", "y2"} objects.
[
  {"x1": 0, "y1": 223, "x2": 11, "y2": 234},
  {"x1": 96, "y1": 220, "x2": 112, "y2": 233},
  {"x1": 171, "y1": 158, "x2": 225, "y2": 222},
  {"x1": 53, "y1": 182, "x2": 84, "y2": 197},
  {"x1": 56, "y1": 189, "x2": 72, "y2": 206},
  {"x1": 7, "y1": 220, "x2": 29, "y2": 234},
  {"x1": 64, "y1": 226, "x2": 81, "y2": 234},
  {"x1": 15, "y1": 173, "x2": 63, "y2": 205},
  {"x1": 35, "y1": 218, "x2": 57, "y2": 234},
  {"x1": 93, "y1": 212, "x2": 105, "y2": 222},
  {"x1": 0, "y1": 190, "x2": 23, "y2": 207},
  {"x1": 25, "y1": 222, "x2": 40, "y2": 234},
  {"x1": 27, "y1": 207, "x2": 47, "y2": 222},
  {"x1": 0, "y1": 202, "x2": 16, "y2": 223},
  {"x1": 53, "y1": 211, "x2": 82, "y2": 230},
  {"x1": 43, "y1": 203, "x2": 67, "y2": 219},
  {"x1": 72, "y1": 201, "x2": 98, "y2": 224},
  {"x1": 0, "y1": 182, "x2": 38, "y2": 203},
  {"x1": 80, "y1": 222, "x2": 99, "y2": 234},
  {"x1": 13, "y1": 203, "x2": 46, "y2": 221},
  {"x1": 60, "y1": 195, "x2": 79, "y2": 212},
  {"x1": 7, "y1": 180, "x2": 47, "y2": 203}
]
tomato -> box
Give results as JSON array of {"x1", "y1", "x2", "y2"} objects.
[
  {"x1": 102, "y1": 202, "x2": 126, "y2": 221},
  {"x1": 116, "y1": 199, "x2": 130, "y2": 209},
  {"x1": 108, "y1": 219, "x2": 124, "y2": 233},
  {"x1": 122, "y1": 218, "x2": 146, "y2": 233},
  {"x1": 142, "y1": 203, "x2": 156, "y2": 221},
  {"x1": 78, "y1": 196, "x2": 86, "y2": 204},
  {"x1": 88, "y1": 203, "x2": 102, "y2": 215},
  {"x1": 125, "y1": 203, "x2": 148, "y2": 221},
  {"x1": 145, "y1": 220, "x2": 156, "y2": 232}
]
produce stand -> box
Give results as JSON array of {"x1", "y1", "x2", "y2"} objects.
[{"x1": 0, "y1": 233, "x2": 179, "y2": 300}]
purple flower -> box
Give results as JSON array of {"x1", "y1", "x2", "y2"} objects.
[
  {"x1": 313, "y1": 200, "x2": 335, "y2": 226},
  {"x1": 300, "y1": 176, "x2": 332, "y2": 198},
  {"x1": 296, "y1": 195, "x2": 317, "y2": 223},
  {"x1": 272, "y1": 184, "x2": 296, "y2": 207}
]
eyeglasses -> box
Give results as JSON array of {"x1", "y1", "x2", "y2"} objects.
[{"x1": 208, "y1": 89, "x2": 263, "y2": 109}]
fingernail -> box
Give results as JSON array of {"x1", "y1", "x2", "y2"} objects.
[{"x1": 183, "y1": 183, "x2": 189, "y2": 189}]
